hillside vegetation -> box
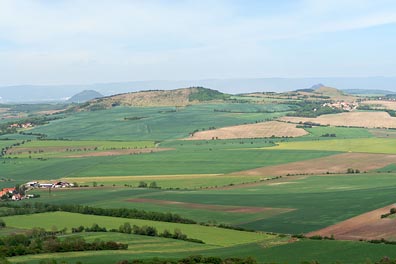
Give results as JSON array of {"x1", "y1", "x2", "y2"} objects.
[{"x1": 75, "y1": 87, "x2": 230, "y2": 111}]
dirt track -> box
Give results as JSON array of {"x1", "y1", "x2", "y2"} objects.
[
  {"x1": 126, "y1": 198, "x2": 294, "y2": 214},
  {"x1": 307, "y1": 204, "x2": 396, "y2": 240}
]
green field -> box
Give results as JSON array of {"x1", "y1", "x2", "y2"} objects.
[
  {"x1": 8, "y1": 235, "x2": 396, "y2": 264},
  {"x1": 304, "y1": 126, "x2": 373, "y2": 139},
  {"x1": 267, "y1": 138, "x2": 396, "y2": 154},
  {"x1": 30, "y1": 104, "x2": 293, "y2": 141},
  {"x1": 6, "y1": 140, "x2": 155, "y2": 158},
  {"x1": 3, "y1": 99, "x2": 396, "y2": 263},
  {"x1": 0, "y1": 146, "x2": 337, "y2": 187},
  {"x1": 2, "y1": 212, "x2": 274, "y2": 247},
  {"x1": 24, "y1": 173, "x2": 396, "y2": 234}
]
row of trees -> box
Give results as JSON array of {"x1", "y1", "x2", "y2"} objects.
[
  {"x1": 118, "y1": 223, "x2": 204, "y2": 244},
  {"x1": 0, "y1": 202, "x2": 197, "y2": 224},
  {"x1": 381, "y1": 208, "x2": 396, "y2": 219},
  {"x1": 72, "y1": 223, "x2": 204, "y2": 244}
]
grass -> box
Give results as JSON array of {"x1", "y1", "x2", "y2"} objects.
[
  {"x1": 0, "y1": 147, "x2": 337, "y2": 187},
  {"x1": 29, "y1": 104, "x2": 292, "y2": 141},
  {"x1": 23, "y1": 173, "x2": 396, "y2": 234},
  {"x1": 8, "y1": 236, "x2": 396, "y2": 264},
  {"x1": 6, "y1": 140, "x2": 155, "y2": 158},
  {"x1": 13, "y1": 140, "x2": 155, "y2": 149},
  {"x1": 304, "y1": 126, "x2": 373, "y2": 139},
  {"x1": 266, "y1": 138, "x2": 396, "y2": 154},
  {"x1": 110, "y1": 173, "x2": 396, "y2": 234},
  {"x1": 0, "y1": 139, "x2": 19, "y2": 149},
  {"x1": 60, "y1": 174, "x2": 263, "y2": 189},
  {"x1": 2, "y1": 211, "x2": 274, "y2": 247}
]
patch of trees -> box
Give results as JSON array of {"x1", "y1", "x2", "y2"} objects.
[
  {"x1": 286, "y1": 101, "x2": 344, "y2": 117},
  {"x1": 70, "y1": 223, "x2": 204, "y2": 244},
  {"x1": 118, "y1": 255, "x2": 257, "y2": 264},
  {"x1": 346, "y1": 168, "x2": 360, "y2": 174},
  {"x1": 137, "y1": 181, "x2": 159, "y2": 189},
  {"x1": 365, "y1": 238, "x2": 396, "y2": 246},
  {"x1": 292, "y1": 234, "x2": 335, "y2": 241},
  {"x1": 0, "y1": 228, "x2": 127, "y2": 258},
  {"x1": 381, "y1": 208, "x2": 396, "y2": 219},
  {"x1": 213, "y1": 109, "x2": 282, "y2": 114},
  {"x1": 321, "y1": 133, "x2": 336, "y2": 137},
  {"x1": 0, "y1": 203, "x2": 197, "y2": 225},
  {"x1": 188, "y1": 87, "x2": 230, "y2": 102},
  {"x1": 124, "y1": 116, "x2": 147, "y2": 121},
  {"x1": 118, "y1": 223, "x2": 204, "y2": 244}
]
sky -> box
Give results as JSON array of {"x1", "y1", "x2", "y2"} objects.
[{"x1": 0, "y1": 0, "x2": 395, "y2": 86}]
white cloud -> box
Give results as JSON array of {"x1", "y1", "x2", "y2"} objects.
[{"x1": 0, "y1": 0, "x2": 395, "y2": 84}]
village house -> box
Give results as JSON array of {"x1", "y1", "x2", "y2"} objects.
[{"x1": 0, "y1": 187, "x2": 16, "y2": 198}]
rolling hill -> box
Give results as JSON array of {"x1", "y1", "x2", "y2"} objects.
[
  {"x1": 76, "y1": 87, "x2": 230, "y2": 111},
  {"x1": 67, "y1": 90, "x2": 103, "y2": 103}
]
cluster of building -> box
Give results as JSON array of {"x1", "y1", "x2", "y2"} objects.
[
  {"x1": 323, "y1": 101, "x2": 359, "y2": 111},
  {"x1": 9, "y1": 122, "x2": 33, "y2": 129},
  {"x1": 0, "y1": 187, "x2": 30, "y2": 201},
  {"x1": 25, "y1": 181, "x2": 73, "y2": 189},
  {"x1": 0, "y1": 181, "x2": 74, "y2": 202}
]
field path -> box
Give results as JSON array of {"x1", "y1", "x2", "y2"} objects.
[
  {"x1": 126, "y1": 198, "x2": 294, "y2": 214},
  {"x1": 307, "y1": 204, "x2": 396, "y2": 240}
]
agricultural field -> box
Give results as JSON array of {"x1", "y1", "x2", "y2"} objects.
[
  {"x1": 361, "y1": 100, "x2": 396, "y2": 110},
  {"x1": 184, "y1": 121, "x2": 308, "y2": 140},
  {"x1": 280, "y1": 111, "x2": 396, "y2": 128},
  {"x1": 266, "y1": 137, "x2": 396, "y2": 154},
  {"x1": 2, "y1": 91, "x2": 396, "y2": 263},
  {"x1": 6, "y1": 140, "x2": 158, "y2": 158},
  {"x1": 29, "y1": 104, "x2": 293, "y2": 141}
]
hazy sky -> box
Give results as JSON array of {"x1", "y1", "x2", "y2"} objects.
[{"x1": 0, "y1": 0, "x2": 395, "y2": 85}]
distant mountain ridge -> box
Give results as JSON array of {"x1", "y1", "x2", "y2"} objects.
[
  {"x1": 1, "y1": 77, "x2": 395, "y2": 102},
  {"x1": 342, "y1": 89, "x2": 396, "y2": 95},
  {"x1": 67, "y1": 90, "x2": 103, "y2": 103}
]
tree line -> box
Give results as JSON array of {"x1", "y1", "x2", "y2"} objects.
[
  {"x1": 0, "y1": 227, "x2": 127, "y2": 258},
  {"x1": 71, "y1": 223, "x2": 204, "y2": 244},
  {"x1": 0, "y1": 202, "x2": 197, "y2": 224}
]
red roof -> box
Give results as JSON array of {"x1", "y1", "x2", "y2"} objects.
[{"x1": 2, "y1": 188, "x2": 15, "y2": 192}]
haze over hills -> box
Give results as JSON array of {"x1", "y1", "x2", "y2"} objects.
[
  {"x1": 67, "y1": 90, "x2": 103, "y2": 103},
  {"x1": 0, "y1": 76, "x2": 395, "y2": 102}
]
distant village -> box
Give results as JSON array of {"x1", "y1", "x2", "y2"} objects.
[
  {"x1": 8, "y1": 122, "x2": 33, "y2": 129},
  {"x1": 322, "y1": 101, "x2": 359, "y2": 111}
]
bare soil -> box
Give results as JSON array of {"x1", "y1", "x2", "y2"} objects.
[
  {"x1": 232, "y1": 153, "x2": 396, "y2": 176},
  {"x1": 280, "y1": 112, "x2": 396, "y2": 129},
  {"x1": 361, "y1": 100, "x2": 396, "y2": 110},
  {"x1": 307, "y1": 204, "x2": 396, "y2": 240},
  {"x1": 184, "y1": 121, "x2": 308, "y2": 140}
]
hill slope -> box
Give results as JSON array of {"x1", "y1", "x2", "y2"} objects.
[
  {"x1": 295, "y1": 84, "x2": 356, "y2": 101},
  {"x1": 77, "y1": 87, "x2": 229, "y2": 110},
  {"x1": 68, "y1": 90, "x2": 103, "y2": 103}
]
